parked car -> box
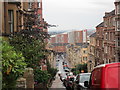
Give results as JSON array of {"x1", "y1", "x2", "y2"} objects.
[
  {"x1": 65, "y1": 75, "x2": 75, "y2": 90},
  {"x1": 84, "y1": 62, "x2": 120, "y2": 89},
  {"x1": 74, "y1": 73, "x2": 91, "y2": 90}
]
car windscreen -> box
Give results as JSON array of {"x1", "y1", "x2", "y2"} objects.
[{"x1": 79, "y1": 74, "x2": 90, "y2": 83}]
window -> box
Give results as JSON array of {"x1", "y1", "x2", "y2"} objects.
[
  {"x1": 83, "y1": 50, "x2": 87, "y2": 54},
  {"x1": 106, "y1": 33, "x2": 107, "y2": 40},
  {"x1": 83, "y1": 57, "x2": 87, "y2": 60},
  {"x1": 118, "y1": 41, "x2": 120, "y2": 46},
  {"x1": 16, "y1": 11, "x2": 18, "y2": 31},
  {"x1": 91, "y1": 68, "x2": 102, "y2": 86},
  {"x1": 117, "y1": 21, "x2": 120, "y2": 31},
  {"x1": 104, "y1": 46, "x2": 107, "y2": 53},
  {"x1": 8, "y1": 10, "x2": 14, "y2": 33},
  {"x1": 38, "y1": 2, "x2": 41, "y2": 8},
  {"x1": 29, "y1": 2, "x2": 32, "y2": 9}
]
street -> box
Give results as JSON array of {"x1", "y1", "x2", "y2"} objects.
[{"x1": 50, "y1": 54, "x2": 67, "y2": 89}]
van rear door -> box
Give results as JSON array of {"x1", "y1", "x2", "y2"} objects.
[{"x1": 105, "y1": 65, "x2": 120, "y2": 88}]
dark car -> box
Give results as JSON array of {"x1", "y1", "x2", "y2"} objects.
[
  {"x1": 74, "y1": 73, "x2": 91, "y2": 90},
  {"x1": 65, "y1": 75, "x2": 75, "y2": 90}
]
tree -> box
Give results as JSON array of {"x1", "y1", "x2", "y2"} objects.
[
  {"x1": 34, "y1": 69, "x2": 51, "y2": 84},
  {"x1": 71, "y1": 64, "x2": 88, "y2": 75},
  {"x1": 76, "y1": 64, "x2": 88, "y2": 73},
  {"x1": 1, "y1": 38, "x2": 26, "y2": 88},
  {"x1": 9, "y1": 29, "x2": 49, "y2": 68}
]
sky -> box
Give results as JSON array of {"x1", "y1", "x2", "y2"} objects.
[{"x1": 42, "y1": 0, "x2": 115, "y2": 32}]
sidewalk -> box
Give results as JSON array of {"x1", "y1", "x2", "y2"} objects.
[{"x1": 49, "y1": 73, "x2": 66, "y2": 89}]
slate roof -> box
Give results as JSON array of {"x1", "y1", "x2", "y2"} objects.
[
  {"x1": 96, "y1": 22, "x2": 104, "y2": 28},
  {"x1": 89, "y1": 32, "x2": 96, "y2": 37},
  {"x1": 103, "y1": 10, "x2": 115, "y2": 18},
  {"x1": 81, "y1": 43, "x2": 89, "y2": 48},
  {"x1": 75, "y1": 43, "x2": 83, "y2": 46}
]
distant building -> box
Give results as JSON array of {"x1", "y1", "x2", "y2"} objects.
[
  {"x1": 87, "y1": 32, "x2": 96, "y2": 72},
  {"x1": 68, "y1": 30, "x2": 87, "y2": 44},
  {"x1": 80, "y1": 43, "x2": 89, "y2": 64},
  {"x1": 66, "y1": 43, "x2": 89, "y2": 67},
  {"x1": 49, "y1": 32, "x2": 68, "y2": 53},
  {"x1": 48, "y1": 30, "x2": 87, "y2": 54}
]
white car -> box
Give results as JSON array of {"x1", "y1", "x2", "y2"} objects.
[{"x1": 74, "y1": 73, "x2": 91, "y2": 90}]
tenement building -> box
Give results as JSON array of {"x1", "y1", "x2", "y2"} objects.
[
  {"x1": 95, "y1": 22, "x2": 104, "y2": 65},
  {"x1": 114, "y1": 0, "x2": 120, "y2": 62},
  {"x1": 103, "y1": 10, "x2": 116, "y2": 63},
  {"x1": 87, "y1": 32, "x2": 96, "y2": 72}
]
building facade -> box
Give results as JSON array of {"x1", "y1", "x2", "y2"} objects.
[
  {"x1": 87, "y1": 32, "x2": 96, "y2": 72},
  {"x1": 66, "y1": 43, "x2": 89, "y2": 67},
  {"x1": 68, "y1": 30, "x2": 87, "y2": 44},
  {"x1": 103, "y1": 10, "x2": 116, "y2": 63},
  {"x1": 49, "y1": 33, "x2": 68, "y2": 53},
  {"x1": 95, "y1": 22, "x2": 104, "y2": 65},
  {"x1": 114, "y1": 0, "x2": 120, "y2": 62}
]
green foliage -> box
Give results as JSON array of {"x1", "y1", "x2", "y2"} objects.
[
  {"x1": 76, "y1": 64, "x2": 88, "y2": 73},
  {"x1": 1, "y1": 38, "x2": 26, "y2": 88},
  {"x1": 9, "y1": 30, "x2": 49, "y2": 68},
  {"x1": 34, "y1": 69, "x2": 51, "y2": 83},
  {"x1": 71, "y1": 64, "x2": 88, "y2": 75},
  {"x1": 46, "y1": 61, "x2": 58, "y2": 78},
  {"x1": 71, "y1": 68, "x2": 80, "y2": 75},
  {"x1": 9, "y1": 29, "x2": 51, "y2": 85}
]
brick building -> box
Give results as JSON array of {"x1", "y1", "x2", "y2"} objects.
[
  {"x1": 49, "y1": 30, "x2": 87, "y2": 54},
  {"x1": 103, "y1": 10, "x2": 116, "y2": 63},
  {"x1": 68, "y1": 30, "x2": 87, "y2": 44},
  {"x1": 87, "y1": 32, "x2": 96, "y2": 72},
  {"x1": 49, "y1": 32, "x2": 68, "y2": 53},
  {"x1": 95, "y1": 22, "x2": 104, "y2": 65},
  {"x1": 114, "y1": 0, "x2": 120, "y2": 62}
]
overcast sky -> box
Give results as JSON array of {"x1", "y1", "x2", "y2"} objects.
[{"x1": 43, "y1": 0, "x2": 115, "y2": 32}]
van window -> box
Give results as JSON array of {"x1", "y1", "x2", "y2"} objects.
[{"x1": 91, "y1": 68, "x2": 102, "y2": 86}]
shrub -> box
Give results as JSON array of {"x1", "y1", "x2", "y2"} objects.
[
  {"x1": 1, "y1": 38, "x2": 26, "y2": 88},
  {"x1": 34, "y1": 69, "x2": 51, "y2": 84}
]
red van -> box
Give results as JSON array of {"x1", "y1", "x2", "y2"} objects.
[{"x1": 84, "y1": 63, "x2": 120, "y2": 89}]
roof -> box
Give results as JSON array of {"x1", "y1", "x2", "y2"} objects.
[
  {"x1": 96, "y1": 22, "x2": 104, "y2": 28},
  {"x1": 75, "y1": 43, "x2": 83, "y2": 46},
  {"x1": 89, "y1": 32, "x2": 96, "y2": 37},
  {"x1": 50, "y1": 35, "x2": 56, "y2": 37},
  {"x1": 103, "y1": 10, "x2": 115, "y2": 18},
  {"x1": 94, "y1": 62, "x2": 120, "y2": 69},
  {"x1": 81, "y1": 43, "x2": 89, "y2": 48}
]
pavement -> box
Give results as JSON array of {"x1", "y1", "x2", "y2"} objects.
[
  {"x1": 49, "y1": 54, "x2": 66, "y2": 90},
  {"x1": 50, "y1": 73, "x2": 66, "y2": 89}
]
